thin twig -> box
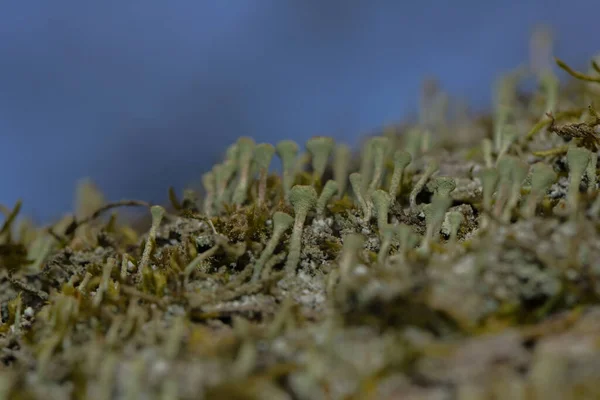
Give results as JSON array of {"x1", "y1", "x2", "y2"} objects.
[{"x1": 65, "y1": 200, "x2": 150, "y2": 235}]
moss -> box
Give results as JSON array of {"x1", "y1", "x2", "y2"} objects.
[{"x1": 4, "y1": 39, "x2": 600, "y2": 400}]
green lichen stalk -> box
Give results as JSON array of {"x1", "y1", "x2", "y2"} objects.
[
  {"x1": 252, "y1": 211, "x2": 294, "y2": 281},
  {"x1": 306, "y1": 136, "x2": 334, "y2": 184},
  {"x1": 276, "y1": 140, "x2": 300, "y2": 201},
  {"x1": 284, "y1": 185, "x2": 317, "y2": 275}
]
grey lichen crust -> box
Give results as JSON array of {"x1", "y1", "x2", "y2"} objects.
[{"x1": 3, "y1": 46, "x2": 600, "y2": 399}]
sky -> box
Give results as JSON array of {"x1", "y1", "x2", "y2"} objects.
[{"x1": 1, "y1": 0, "x2": 598, "y2": 222}]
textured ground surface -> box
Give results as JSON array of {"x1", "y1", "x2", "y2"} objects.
[{"x1": 2, "y1": 50, "x2": 600, "y2": 398}]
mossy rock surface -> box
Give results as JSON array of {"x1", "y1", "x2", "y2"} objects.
[{"x1": 2, "y1": 50, "x2": 600, "y2": 399}]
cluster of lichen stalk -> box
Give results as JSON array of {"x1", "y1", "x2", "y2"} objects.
[
  {"x1": 4, "y1": 43, "x2": 600, "y2": 398},
  {"x1": 176, "y1": 54, "x2": 600, "y2": 292},
  {"x1": 191, "y1": 119, "x2": 584, "y2": 285}
]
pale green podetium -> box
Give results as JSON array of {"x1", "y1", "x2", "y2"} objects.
[
  {"x1": 164, "y1": 316, "x2": 186, "y2": 359},
  {"x1": 339, "y1": 233, "x2": 365, "y2": 283},
  {"x1": 420, "y1": 177, "x2": 455, "y2": 252},
  {"x1": 97, "y1": 353, "x2": 118, "y2": 400},
  {"x1": 137, "y1": 206, "x2": 165, "y2": 279},
  {"x1": 359, "y1": 138, "x2": 375, "y2": 190},
  {"x1": 388, "y1": 150, "x2": 412, "y2": 200},
  {"x1": 377, "y1": 224, "x2": 398, "y2": 263},
  {"x1": 349, "y1": 172, "x2": 371, "y2": 221},
  {"x1": 566, "y1": 145, "x2": 591, "y2": 212},
  {"x1": 430, "y1": 176, "x2": 456, "y2": 198},
  {"x1": 478, "y1": 167, "x2": 499, "y2": 212},
  {"x1": 124, "y1": 357, "x2": 145, "y2": 400},
  {"x1": 371, "y1": 189, "x2": 392, "y2": 233},
  {"x1": 276, "y1": 140, "x2": 299, "y2": 201},
  {"x1": 78, "y1": 271, "x2": 93, "y2": 294},
  {"x1": 540, "y1": 70, "x2": 559, "y2": 113},
  {"x1": 284, "y1": 185, "x2": 318, "y2": 275},
  {"x1": 493, "y1": 156, "x2": 518, "y2": 218},
  {"x1": 482, "y1": 138, "x2": 494, "y2": 168},
  {"x1": 232, "y1": 137, "x2": 256, "y2": 206},
  {"x1": 316, "y1": 180, "x2": 339, "y2": 219},
  {"x1": 521, "y1": 162, "x2": 557, "y2": 218},
  {"x1": 446, "y1": 211, "x2": 464, "y2": 245},
  {"x1": 405, "y1": 127, "x2": 423, "y2": 166},
  {"x1": 493, "y1": 69, "x2": 522, "y2": 152},
  {"x1": 367, "y1": 136, "x2": 389, "y2": 195},
  {"x1": 496, "y1": 123, "x2": 518, "y2": 162},
  {"x1": 306, "y1": 136, "x2": 334, "y2": 184},
  {"x1": 586, "y1": 151, "x2": 597, "y2": 194},
  {"x1": 12, "y1": 295, "x2": 22, "y2": 335},
  {"x1": 420, "y1": 201, "x2": 450, "y2": 252},
  {"x1": 225, "y1": 141, "x2": 239, "y2": 163},
  {"x1": 333, "y1": 143, "x2": 351, "y2": 198},
  {"x1": 501, "y1": 158, "x2": 528, "y2": 222},
  {"x1": 214, "y1": 161, "x2": 237, "y2": 210},
  {"x1": 201, "y1": 171, "x2": 216, "y2": 216},
  {"x1": 252, "y1": 211, "x2": 294, "y2": 281},
  {"x1": 389, "y1": 224, "x2": 418, "y2": 263},
  {"x1": 94, "y1": 257, "x2": 116, "y2": 308},
  {"x1": 253, "y1": 143, "x2": 275, "y2": 207},
  {"x1": 409, "y1": 159, "x2": 439, "y2": 209}
]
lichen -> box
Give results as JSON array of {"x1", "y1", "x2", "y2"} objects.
[{"x1": 2, "y1": 35, "x2": 600, "y2": 400}]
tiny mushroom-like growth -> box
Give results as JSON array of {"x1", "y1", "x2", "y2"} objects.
[
  {"x1": 306, "y1": 136, "x2": 334, "y2": 184},
  {"x1": 521, "y1": 162, "x2": 557, "y2": 218},
  {"x1": 316, "y1": 180, "x2": 339, "y2": 219},
  {"x1": 276, "y1": 140, "x2": 300, "y2": 201},
  {"x1": 333, "y1": 143, "x2": 351, "y2": 198},
  {"x1": 284, "y1": 185, "x2": 318, "y2": 275},
  {"x1": 566, "y1": 145, "x2": 591, "y2": 211},
  {"x1": 371, "y1": 189, "x2": 392, "y2": 233},
  {"x1": 137, "y1": 205, "x2": 165, "y2": 278},
  {"x1": 430, "y1": 176, "x2": 456, "y2": 199},
  {"x1": 409, "y1": 159, "x2": 439, "y2": 209},
  {"x1": 253, "y1": 143, "x2": 275, "y2": 207},
  {"x1": 252, "y1": 211, "x2": 294, "y2": 281},
  {"x1": 349, "y1": 172, "x2": 372, "y2": 221},
  {"x1": 367, "y1": 136, "x2": 389, "y2": 194},
  {"x1": 232, "y1": 137, "x2": 256, "y2": 206},
  {"x1": 388, "y1": 150, "x2": 412, "y2": 199}
]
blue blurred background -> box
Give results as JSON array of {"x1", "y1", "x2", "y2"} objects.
[{"x1": 1, "y1": 0, "x2": 598, "y2": 222}]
